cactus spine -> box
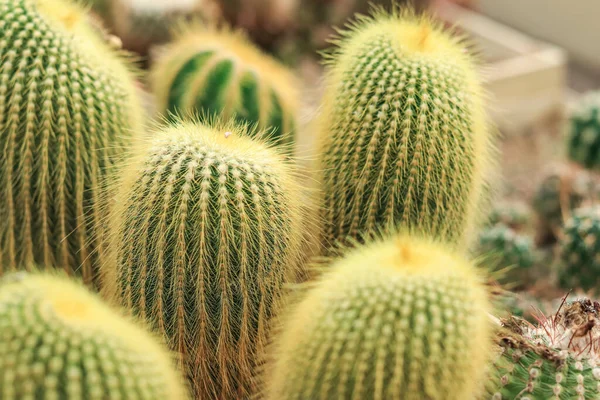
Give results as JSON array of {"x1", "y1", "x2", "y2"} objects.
[
  {"x1": 558, "y1": 206, "x2": 600, "y2": 293},
  {"x1": 103, "y1": 119, "x2": 304, "y2": 399},
  {"x1": 264, "y1": 234, "x2": 493, "y2": 400},
  {"x1": 0, "y1": 0, "x2": 143, "y2": 287},
  {"x1": 317, "y1": 9, "x2": 494, "y2": 251},
  {"x1": 151, "y1": 26, "x2": 299, "y2": 146},
  {"x1": 490, "y1": 300, "x2": 600, "y2": 399},
  {"x1": 0, "y1": 271, "x2": 188, "y2": 399},
  {"x1": 567, "y1": 91, "x2": 600, "y2": 170}
]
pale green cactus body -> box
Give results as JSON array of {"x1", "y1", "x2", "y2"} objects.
[
  {"x1": 0, "y1": 0, "x2": 143, "y2": 288},
  {"x1": 151, "y1": 27, "x2": 299, "y2": 146},
  {"x1": 264, "y1": 234, "x2": 493, "y2": 400},
  {"x1": 317, "y1": 10, "x2": 495, "y2": 252},
  {"x1": 0, "y1": 271, "x2": 188, "y2": 399},
  {"x1": 104, "y1": 120, "x2": 304, "y2": 399},
  {"x1": 490, "y1": 300, "x2": 600, "y2": 399}
]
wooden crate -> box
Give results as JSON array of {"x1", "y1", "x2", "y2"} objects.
[{"x1": 434, "y1": 3, "x2": 568, "y2": 136}]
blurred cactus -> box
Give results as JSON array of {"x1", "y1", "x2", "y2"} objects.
[
  {"x1": 104, "y1": 119, "x2": 304, "y2": 399},
  {"x1": 490, "y1": 299, "x2": 600, "y2": 399},
  {"x1": 558, "y1": 206, "x2": 600, "y2": 293},
  {"x1": 0, "y1": 271, "x2": 188, "y2": 399},
  {"x1": 151, "y1": 26, "x2": 298, "y2": 146},
  {"x1": 110, "y1": 0, "x2": 222, "y2": 57},
  {"x1": 317, "y1": 9, "x2": 495, "y2": 252},
  {"x1": 0, "y1": 0, "x2": 143, "y2": 288},
  {"x1": 487, "y1": 200, "x2": 532, "y2": 231},
  {"x1": 567, "y1": 91, "x2": 600, "y2": 170},
  {"x1": 532, "y1": 163, "x2": 597, "y2": 244},
  {"x1": 476, "y1": 224, "x2": 536, "y2": 289},
  {"x1": 264, "y1": 234, "x2": 493, "y2": 399}
]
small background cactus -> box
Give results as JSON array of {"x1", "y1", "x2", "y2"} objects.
[
  {"x1": 0, "y1": 0, "x2": 143, "y2": 288},
  {"x1": 476, "y1": 224, "x2": 536, "y2": 289},
  {"x1": 103, "y1": 119, "x2": 305, "y2": 399},
  {"x1": 151, "y1": 26, "x2": 299, "y2": 147},
  {"x1": 567, "y1": 91, "x2": 600, "y2": 170},
  {"x1": 0, "y1": 271, "x2": 188, "y2": 399},
  {"x1": 317, "y1": 9, "x2": 495, "y2": 252},
  {"x1": 487, "y1": 200, "x2": 532, "y2": 232},
  {"x1": 264, "y1": 234, "x2": 493, "y2": 400},
  {"x1": 558, "y1": 205, "x2": 600, "y2": 293}
]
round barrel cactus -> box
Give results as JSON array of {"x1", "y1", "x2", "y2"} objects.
[
  {"x1": 490, "y1": 299, "x2": 600, "y2": 399},
  {"x1": 151, "y1": 26, "x2": 298, "y2": 146},
  {"x1": 317, "y1": 9, "x2": 495, "y2": 252},
  {"x1": 0, "y1": 271, "x2": 188, "y2": 399},
  {"x1": 104, "y1": 119, "x2": 304, "y2": 399},
  {"x1": 558, "y1": 206, "x2": 600, "y2": 293},
  {"x1": 0, "y1": 0, "x2": 144, "y2": 288},
  {"x1": 264, "y1": 234, "x2": 493, "y2": 399},
  {"x1": 567, "y1": 91, "x2": 600, "y2": 170}
]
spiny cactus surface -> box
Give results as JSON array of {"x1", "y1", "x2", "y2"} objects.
[
  {"x1": 0, "y1": 0, "x2": 143, "y2": 288},
  {"x1": 104, "y1": 119, "x2": 304, "y2": 399},
  {"x1": 0, "y1": 271, "x2": 188, "y2": 399},
  {"x1": 490, "y1": 299, "x2": 600, "y2": 399},
  {"x1": 151, "y1": 27, "x2": 298, "y2": 146},
  {"x1": 264, "y1": 234, "x2": 493, "y2": 400},
  {"x1": 559, "y1": 206, "x2": 600, "y2": 293},
  {"x1": 317, "y1": 10, "x2": 494, "y2": 251},
  {"x1": 567, "y1": 91, "x2": 600, "y2": 170}
]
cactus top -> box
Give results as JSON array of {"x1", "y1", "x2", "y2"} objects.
[
  {"x1": 318, "y1": 10, "x2": 494, "y2": 247},
  {"x1": 0, "y1": 272, "x2": 188, "y2": 399},
  {"x1": 151, "y1": 26, "x2": 299, "y2": 143},
  {"x1": 265, "y1": 234, "x2": 493, "y2": 399}
]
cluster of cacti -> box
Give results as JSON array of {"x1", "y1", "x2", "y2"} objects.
[
  {"x1": 558, "y1": 205, "x2": 600, "y2": 293},
  {"x1": 0, "y1": 0, "x2": 143, "y2": 288},
  {"x1": 264, "y1": 234, "x2": 493, "y2": 399},
  {"x1": 487, "y1": 200, "x2": 532, "y2": 231},
  {"x1": 103, "y1": 120, "x2": 304, "y2": 399},
  {"x1": 0, "y1": 271, "x2": 188, "y2": 399},
  {"x1": 317, "y1": 10, "x2": 494, "y2": 252},
  {"x1": 490, "y1": 299, "x2": 600, "y2": 399},
  {"x1": 151, "y1": 26, "x2": 299, "y2": 146},
  {"x1": 567, "y1": 91, "x2": 600, "y2": 170},
  {"x1": 476, "y1": 224, "x2": 536, "y2": 288}
]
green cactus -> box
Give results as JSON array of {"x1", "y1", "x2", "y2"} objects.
[
  {"x1": 103, "y1": 119, "x2": 304, "y2": 399},
  {"x1": 151, "y1": 26, "x2": 299, "y2": 147},
  {"x1": 264, "y1": 234, "x2": 493, "y2": 400},
  {"x1": 488, "y1": 200, "x2": 532, "y2": 231},
  {"x1": 0, "y1": 271, "x2": 189, "y2": 399},
  {"x1": 476, "y1": 224, "x2": 536, "y2": 288},
  {"x1": 0, "y1": 0, "x2": 143, "y2": 288},
  {"x1": 532, "y1": 164, "x2": 595, "y2": 232},
  {"x1": 558, "y1": 206, "x2": 600, "y2": 293},
  {"x1": 567, "y1": 91, "x2": 600, "y2": 170},
  {"x1": 490, "y1": 299, "x2": 600, "y2": 399},
  {"x1": 317, "y1": 9, "x2": 495, "y2": 252}
]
